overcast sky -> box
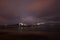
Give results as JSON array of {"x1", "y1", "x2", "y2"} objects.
[{"x1": 0, "y1": 0, "x2": 60, "y2": 25}]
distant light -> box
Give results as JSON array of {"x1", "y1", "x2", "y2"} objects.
[
  {"x1": 37, "y1": 22, "x2": 45, "y2": 25},
  {"x1": 24, "y1": 24, "x2": 27, "y2": 26},
  {"x1": 37, "y1": 23, "x2": 41, "y2": 25},
  {"x1": 19, "y1": 23, "x2": 24, "y2": 25},
  {"x1": 19, "y1": 23, "x2": 27, "y2": 26}
]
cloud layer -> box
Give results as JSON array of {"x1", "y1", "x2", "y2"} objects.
[{"x1": 0, "y1": 0, "x2": 60, "y2": 25}]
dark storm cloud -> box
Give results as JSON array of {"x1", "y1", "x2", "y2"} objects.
[{"x1": 0, "y1": 0, "x2": 60, "y2": 24}]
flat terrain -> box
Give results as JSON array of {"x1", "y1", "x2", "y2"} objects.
[
  {"x1": 0, "y1": 25, "x2": 60, "y2": 40},
  {"x1": 0, "y1": 29, "x2": 48, "y2": 40}
]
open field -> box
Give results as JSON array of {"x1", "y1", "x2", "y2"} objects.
[{"x1": 0, "y1": 29, "x2": 48, "y2": 40}]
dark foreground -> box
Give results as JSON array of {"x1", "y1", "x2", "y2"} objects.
[
  {"x1": 0, "y1": 23, "x2": 60, "y2": 40},
  {"x1": 0, "y1": 29, "x2": 60, "y2": 40},
  {"x1": 0, "y1": 29, "x2": 48, "y2": 40}
]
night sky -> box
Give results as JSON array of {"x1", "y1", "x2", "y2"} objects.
[{"x1": 0, "y1": 0, "x2": 60, "y2": 25}]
